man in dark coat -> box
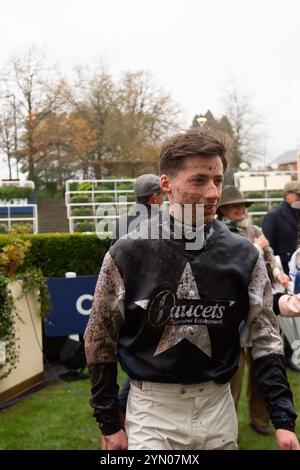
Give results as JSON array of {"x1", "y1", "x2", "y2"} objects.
[
  {"x1": 111, "y1": 174, "x2": 164, "y2": 246},
  {"x1": 262, "y1": 180, "x2": 300, "y2": 275}
]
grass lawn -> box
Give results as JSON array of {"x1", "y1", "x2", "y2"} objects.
[
  {"x1": 238, "y1": 369, "x2": 300, "y2": 449},
  {"x1": 0, "y1": 368, "x2": 299, "y2": 450}
]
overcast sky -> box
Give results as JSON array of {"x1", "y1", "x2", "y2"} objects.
[{"x1": 1, "y1": 0, "x2": 300, "y2": 178}]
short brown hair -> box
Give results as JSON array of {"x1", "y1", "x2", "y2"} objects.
[{"x1": 160, "y1": 128, "x2": 231, "y2": 175}]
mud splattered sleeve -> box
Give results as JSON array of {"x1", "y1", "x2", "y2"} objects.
[
  {"x1": 84, "y1": 251, "x2": 125, "y2": 435},
  {"x1": 242, "y1": 255, "x2": 297, "y2": 432}
]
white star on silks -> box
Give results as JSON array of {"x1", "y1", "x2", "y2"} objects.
[{"x1": 134, "y1": 263, "x2": 212, "y2": 358}]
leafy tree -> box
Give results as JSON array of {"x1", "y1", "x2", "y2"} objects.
[
  {"x1": 221, "y1": 84, "x2": 265, "y2": 169},
  {"x1": 1, "y1": 52, "x2": 182, "y2": 184},
  {"x1": 0, "y1": 107, "x2": 15, "y2": 180},
  {"x1": 191, "y1": 91, "x2": 264, "y2": 184},
  {"x1": 64, "y1": 65, "x2": 119, "y2": 179},
  {"x1": 0, "y1": 93, "x2": 19, "y2": 180},
  {"x1": 1, "y1": 47, "x2": 65, "y2": 183},
  {"x1": 65, "y1": 67, "x2": 181, "y2": 178},
  {"x1": 31, "y1": 112, "x2": 78, "y2": 187}
]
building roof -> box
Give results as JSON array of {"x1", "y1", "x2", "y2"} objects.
[{"x1": 270, "y1": 149, "x2": 298, "y2": 165}]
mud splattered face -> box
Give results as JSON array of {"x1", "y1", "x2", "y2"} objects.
[{"x1": 161, "y1": 155, "x2": 224, "y2": 224}]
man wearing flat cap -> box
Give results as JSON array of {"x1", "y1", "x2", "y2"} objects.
[
  {"x1": 133, "y1": 173, "x2": 163, "y2": 199},
  {"x1": 111, "y1": 173, "x2": 164, "y2": 245}
]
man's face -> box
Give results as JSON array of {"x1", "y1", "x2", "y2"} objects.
[
  {"x1": 161, "y1": 155, "x2": 224, "y2": 224},
  {"x1": 285, "y1": 192, "x2": 300, "y2": 205},
  {"x1": 149, "y1": 191, "x2": 165, "y2": 207}
]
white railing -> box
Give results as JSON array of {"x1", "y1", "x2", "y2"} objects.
[
  {"x1": 0, "y1": 180, "x2": 38, "y2": 233},
  {"x1": 65, "y1": 179, "x2": 136, "y2": 233},
  {"x1": 65, "y1": 176, "x2": 290, "y2": 233},
  {"x1": 234, "y1": 169, "x2": 296, "y2": 193},
  {"x1": 0, "y1": 180, "x2": 35, "y2": 189},
  {"x1": 245, "y1": 197, "x2": 282, "y2": 224},
  {"x1": 0, "y1": 204, "x2": 38, "y2": 233},
  {"x1": 234, "y1": 169, "x2": 297, "y2": 224}
]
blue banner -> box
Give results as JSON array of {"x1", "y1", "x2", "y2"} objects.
[
  {"x1": 0, "y1": 193, "x2": 36, "y2": 215},
  {"x1": 45, "y1": 275, "x2": 98, "y2": 337}
]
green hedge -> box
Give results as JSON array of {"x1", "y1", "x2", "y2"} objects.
[
  {"x1": 246, "y1": 192, "x2": 262, "y2": 199},
  {"x1": 269, "y1": 191, "x2": 283, "y2": 198},
  {"x1": 96, "y1": 194, "x2": 114, "y2": 202},
  {"x1": 75, "y1": 222, "x2": 95, "y2": 232},
  {"x1": 117, "y1": 182, "x2": 134, "y2": 191},
  {"x1": 72, "y1": 207, "x2": 93, "y2": 216},
  {"x1": 248, "y1": 203, "x2": 268, "y2": 212},
  {"x1": 97, "y1": 183, "x2": 115, "y2": 191},
  {"x1": 69, "y1": 182, "x2": 92, "y2": 191},
  {"x1": 0, "y1": 233, "x2": 110, "y2": 277},
  {"x1": 0, "y1": 186, "x2": 33, "y2": 200},
  {"x1": 70, "y1": 195, "x2": 90, "y2": 203}
]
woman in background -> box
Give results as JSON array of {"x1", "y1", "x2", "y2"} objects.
[{"x1": 217, "y1": 185, "x2": 290, "y2": 436}]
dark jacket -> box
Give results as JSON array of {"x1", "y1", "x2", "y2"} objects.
[
  {"x1": 110, "y1": 204, "x2": 156, "y2": 246},
  {"x1": 262, "y1": 201, "x2": 299, "y2": 274}
]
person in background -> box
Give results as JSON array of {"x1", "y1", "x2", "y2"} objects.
[
  {"x1": 262, "y1": 181, "x2": 300, "y2": 372},
  {"x1": 216, "y1": 185, "x2": 290, "y2": 436},
  {"x1": 111, "y1": 173, "x2": 164, "y2": 245},
  {"x1": 262, "y1": 180, "x2": 300, "y2": 275}
]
